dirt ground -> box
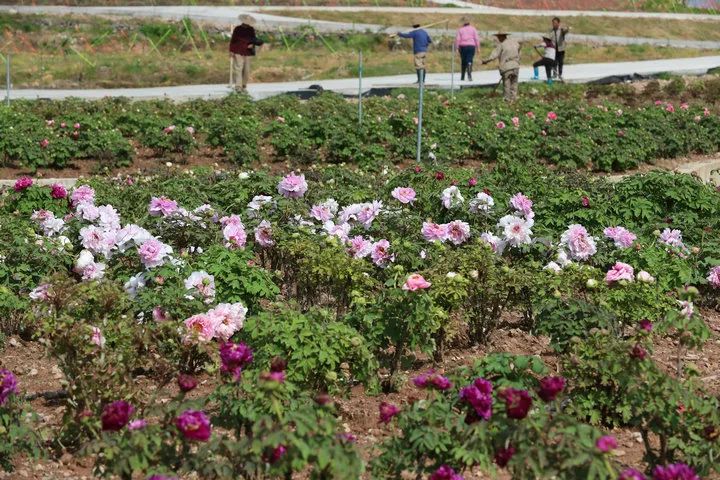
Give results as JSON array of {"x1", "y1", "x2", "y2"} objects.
[{"x1": 2, "y1": 307, "x2": 719, "y2": 479}]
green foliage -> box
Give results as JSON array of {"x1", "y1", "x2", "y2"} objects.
[{"x1": 0, "y1": 394, "x2": 45, "y2": 472}]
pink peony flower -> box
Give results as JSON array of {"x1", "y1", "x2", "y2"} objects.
[
  {"x1": 357, "y1": 201, "x2": 382, "y2": 229},
  {"x1": 561, "y1": 224, "x2": 597, "y2": 261},
  {"x1": 509, "y1": 192, "x2": 533, "y2": 217},
  {"x1": 403, "y1": 273, "x2": 431, "y2": 291},
  {"x1": 666, "y1": 104, "x2": 675, "y2": 113},
  {"x1": 29, "y1": 283, "x2": 51, "y2": 301},
  {"x1": 254, "y1": 220, "x2": 274, "y2": 248},
  {"x1": 603, "y1": 226, "x2": 637, "y2": 249},
  {"x1": 496, "y1": 121, "x2": 506, "y2": 129},
  {"x1": 39, "y1": 138, "x2": 49, "y2": 149},
  {"x1": 446, "y1": 220, "x2": 471, "y2": 245},
  {"x1": 347, "y1": 235, "x2": 373, "y2": 259},
  {"x1": 101, "y1": 401, "x2": 134, "y2": 431},
  {"x1": 138, "y1": 238, "x2": 172, "y2": 269},
  {"x1": 277, "y1": 172, "x2": 308, "y2": 199},
  {"x1": 223, "y1": 219, "x2": 247, "y2": 249},
  {"x1": 50, "y1": 183, "x2": 67, "y2": 199},
  {"x1": 391, "y1": 187, "x2": 417, "y2": 204},
  {"x1": 468, "y1": 177, "x2": 478, "y2": 187},
  {"x1": 706, "y1": 266, "x2": 720, "y2": 288},
  {"x1": 511, "y1": 116, "x2": 520, "y2": 127},
  {"x1": 127, "y1": 419, "x2": 148, "y2": 431},
  {"x1": 71, "y1": 185, "x2": 96, "y2": 207},
  {"x1": 526, "y1": 111, "x2": 536, "y2": 119},
  {"x1": 73, "y1": 122, "x2": 81, "y2": 130},
  {"x1": 596, "y1": 435, "x2": 618, "y2": 453},
  {"x1": 323, "y1": 221, "x2": 351, "y2": 242},
  {"x1": 184, "y1": 313, "x2": 219, "y2": 343},
  {"x1": 704, "y1": 107, "x2": 710, "y2": 117},
  {"x1": 14, "y1": 176, "x2": 33, "y2": 192},
  {"x1": 422, "y1": 222, "x2": 448, "y2": 242},
  {"x1": 184, "y1": 271, "x2": 216, "y2": 301},
  {"x1": 605, "y1": 261, "x2": 635, "y2": 284},
  {"x1": 480, "y1": 232, "x2": 505, "y2": 254},
  {"x1": 659, "y1": 228, "x2": 686, "y2": 250},
  {"x1": 371, "y1": 239, "x2": 392, "y2": 267},
  {"x1": 148, "y1": 196, "x2": 178, "y2": 217},
  {"x1": 546, "y1": 111, "x2": 558, "y2": 122},
  {"x1": 498, "y1": 387, "x2": 532, "y2": 419},
  {"x1": 209, "y1": 302, "x2": 247, "y2": 342},
  {"x1": 90, "y1": 326, "x2": 106, "y2": 348},
  {"x1": 680, "y1": 102, "x2": 689, "y2": 110},
  {"x1": 619, "y1": 469, "x2": 646, "y2": 480},
  {"x1": 152, "y1": 307, "x2": 169, "y2": 322}
]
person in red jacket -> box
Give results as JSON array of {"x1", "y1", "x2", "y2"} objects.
[{"x1": 229, "y1": 14, "x2": 263, "y2": 92}]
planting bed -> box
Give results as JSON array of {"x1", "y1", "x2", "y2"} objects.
[{"x1": 2, "y1": 75, "x2": 720, "y2": 479}]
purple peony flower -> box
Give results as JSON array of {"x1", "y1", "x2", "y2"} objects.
[
  {"x1": 619, "y1": 469, "x2": 647, "y2": 480},
  {"x1": 429, "y1": 465, "x2": 463, "y2": 480},
  {"x1": 277, "y1": 172, "x2": 308, "y2": 199},
  {"x1": 219, "y1": 341, "x2": 253, "y2": 380},
  {"x1": 269, "y1": 444, "x2": 287, "y2": 464},
  {"x1": 631, "y1": 344, "x2": 647, "y2": 360},
  {"x1": 652, "y1": 463, "x2": 699, "y2": 480},
  {"x1": 128, "y1": 419, "x2": 148, "y2": 431},
  {"x1": 639, "y1": 319, "x2": 653, "y2": 332},
  {"x1": 498, "y1": 388, "x2": 532, "y2": 419},
  {"x1": 50, "y1": 183, "x2": 68, "y2": 199},
  {"x1": 101, "y1": 400, "x2": 135, "y2": 431},
  {"x1": 595, "y1": 435, "x2": 617, "y2": 453},
  {"x1": 509, "y1": 192, "x2": 533, "y2": 217},
  {"x1": 459, "y1": 377, "x2": 493, "y2": 422},
  {"x1": 413, "y1": 370, "x2": 452, "y2": 391},
  {"x1": 537, "y1": 376, "x2": 566, "y2": 402},
  {"x1": 494, "y1": 445, "x2": 516, "y2": 468},
  {"x1": 14, "y1": 176, "x2": 33, "y2": 192},
  {"x1": 0, "y1": 369, "x2": 18, "y2": 405},
  {"x1": 378, "y1": 401, "x2": 400, "y2": 424},
  {"x1": 177, "y1": 374, "x2": 198, "y2": 392},
  {"x1": 175, "y1": 410, "x2": 211, "y2": 441},
  {"x1": 147, "y1": 475, "x2": 179, "y2": 480}
]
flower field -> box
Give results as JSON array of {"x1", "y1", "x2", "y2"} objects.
[{"x1": 2, "y1": 149, "x2": 720, "y2": 479}]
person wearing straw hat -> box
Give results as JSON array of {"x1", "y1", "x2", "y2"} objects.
[
  {"x1": 455, "y1": 16, "x2": 480, "y2": 82},
  {"x1": 481, "y1": 31, "x2": 521, "y2": 102},
  {"x1": 229, "y1": 14, "x2": 264, "y2": 92},
  {"x1": 531, "y1": 35, "x2": 556, "y2": 85},
  {"x1": 393, "y1": 20, "x2": 433, "y2": 84}
]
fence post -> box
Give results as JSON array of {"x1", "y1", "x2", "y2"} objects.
[
  {"x1": 450, "y1": 44, "x2": 455, "y2": 99},
  {"x1": 358, "y1": 50, "x2": 363, "y2": 127},
  {"x1": 415, "y1": 69, "x2": 425, "y2": 164},
  {"x1": 5, "y1": 54, "x2": 9, "y2": 107}
]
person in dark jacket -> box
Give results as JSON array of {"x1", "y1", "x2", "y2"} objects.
[
  {"x1": 229, "y1": 14, "x2": 263, "y2": 91},
  {"x1": 393, "y1": 20, "x2": 432, "y2": 84}
]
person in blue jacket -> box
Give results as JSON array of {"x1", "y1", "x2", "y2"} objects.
[{"x1": 394, "y1": 21, "x2": 432, "y2": 84}]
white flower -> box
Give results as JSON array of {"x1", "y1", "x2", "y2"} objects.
[
  {"x1": 123, "y1": 273, "x2": 147, "y2": 299},
  {"x1": 239, "y1": 172, "x2": 250, "y2": 179},
  {"x1": 184, "y1": 271, "x2": 216, "y2": 302},
  {"x1": 446, "y1": 271, "x2": 458, "y2": 278},
  {"x1": 75, "y1": 250, "x2": 95, "y2": 271},
  {"x1": 544, "y1": 262, "x2": 562, "y2": 273},
  {"x1": 498, "y1": 215, "x2": 532, "y2": 247},
  {"x1": 637, "y1": 270, "x2": 656, "y2": 284},
  {"x1": 441, "y1": 186, "x2": 464, "y2": 210},
  {"x1": 469, "y1": 192, "x2": 494, "y2": 213}
]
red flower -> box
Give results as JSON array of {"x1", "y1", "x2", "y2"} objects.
[
  {"x1": 494, "y1": 445, "x2": 516, "y2": 467},
  {"x1": 537, "y1": 376, "x2": 565, "y2": 402},
  {"x1": 435, "y1": 171, "x2": 445, "y2": 180},
  {"x1": 498, "y1": 388, "x2": 532, "y2": 419}
]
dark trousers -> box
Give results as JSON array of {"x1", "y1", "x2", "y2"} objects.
[
  {"x1": 533, "y1": 57, "x2": 554, "y2": 80},
  {"x1": 554, "y1": 50, "x2": 565, "y2": 77},
  {"x1": 459, "y1": 46, "x2": 476, "y2": 79}
]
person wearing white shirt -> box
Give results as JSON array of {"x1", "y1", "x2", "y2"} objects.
[{"x1": 531, "y1": 36, "x2": 556, "y2": 85}]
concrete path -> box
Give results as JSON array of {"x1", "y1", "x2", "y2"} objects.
[
  {"x1": 2, "y1": 6, "x2": 719, "y2": 50},
  {"x1": 6, "y1": 55, "x2": 720, "y2": 102}
]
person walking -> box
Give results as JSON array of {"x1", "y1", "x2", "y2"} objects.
[
  {"x1": 548, "y1": 17, "x2": 570, "y2": 81},
  {"x1": 393, "y1": 21, "x2": 432, "y2": 84},
  {"x1": 531, "y1": 35, "x2": 556, "y2": 85},
  {"x1": 481, "y1": 32, "x2": 521, "y2": 103},
  {"x1": 455, "y1": 17, "x2": 480, "y2": 82},
  {"x1": 229, "y1": 14, "x2": 264, "y2": 92}
]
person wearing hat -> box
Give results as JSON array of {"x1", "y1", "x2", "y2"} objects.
[
  {"x1": 229, "y1": 14, "x2": 264, "y2": 92},
  {"x1": 481, "y1": 32, "x2": 521, "y2": 102},
  {"x1": 455, "y1": 17, "x2": 480, "y2": 81},
  {"x1": 548, "y1": 17, "x2": 570, "y2": 80},
  {"x1": 393, "y1": 20, "x2": 432, "y2": 84},
  {"x1": 531, "y1": 35, "x2": 556, "y2": 84}
]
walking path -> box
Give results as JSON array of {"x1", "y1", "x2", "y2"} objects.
[
  {"x1": 2, "y1": 6, "x2": 718, "y2": 49},
  {"x1": 6, "y1": 55, "x2": 720, "y2": 102}
]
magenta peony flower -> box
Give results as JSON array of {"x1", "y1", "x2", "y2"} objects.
[
  {"x1": 446, "y1": 220, "x2": 471, "y2": 246},
  {"x1": 631, "y1": 344, "x2": 647, "y2": 360},
  {"x1": 260, "y1": 357, "x2": 287, "y2": 384},
  {"x1": 561, "y1": 224, "x2": 597, "y2": 261},
  {"x1": 147, "y1": 475, "x2": 178, "y2": 480},
  {"x1": 422, "y1": 222, "x2": 449, "y2": 242},
  {"x1": 219, "y1": 341, "x2": 253, "y2": 380},
  {"x1": 148, "y1": 196, "x2": 178, "y2": 217},
  {"x1": 605, "y1": 261, "x2": 635, "y2": 284},
  {"x1": 269, "y1": 444, "x2": 287, "y2": 464},
  {"x1": 391, "y1": 187, "x2": 417, "y2": 204},
  {"x1": 337, "y1": 432, "x2": 357, "y2": 443},
  {"x1": 71, "y1": 185, "x2": 95, "y2": 207},
  {"x1": 652, "y1": 463, "x2": 699, "y2": 480},
  {"x1": 595, "y1": 435, "x2": 617, "y2": 453},
  {"x1": 494, "y1": 445, "x2": 516, "y2": 468},
  {"x1": 498, "y1": 388, "x2": 532, "y2": 419},
  {"x1": 537, "y1": 376, "x2": 565, "y2": 402},
  {"x1": 413, "y1": 370, "x2": 452, "y2": 390},
  {"x1": 177, "y1": 374, "x2": 198, "y2": 392},
  {"x1": 459, "y1": 377, "x2": 493, "y2": 422},
  {"x1": 619, "y1": 469, "x2": 647, "y2": 480},
  {"x1": 706, "y1": 265, "x2": 720, "y2": 288},
  {"x1": 378, "y1": 401, "x2": 400, "y2": 424},
  {"x1": 175, "y1": 410, "x2": 211, "y2": 441},
  {"x1": 639, "y1": 319, "x2": 653, "y2": 332},
  {"x1": 101, "y1": 400, "x2": 135, "y2": 431},
  {"x1": 50, "y1": 183, "x2": 68, "y2": 199},
  {"x1": 0, "y1": 369, "x2": 18, "y2": 405},
  {"x1": 604, "y1": 226, "x2": 637, "y2": 249},
  {"x1": 277, "y1": 172, "x2": 308, "y2": 198},
  {"x1": 13, "y1": 176, "x2": 33, "y2": 192},
  {"x1": 254, "y1": 220, "x2": 275, "y2": 248},
  {"x1": 429, "y1": 465, "x2": 463, "y2": 480},
  {"x1": 402, "y1": 273, "x2": 431, "y2": 291},
  {"x1": 153, "y1": 307, "x2": 169, "y2": 322}
]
